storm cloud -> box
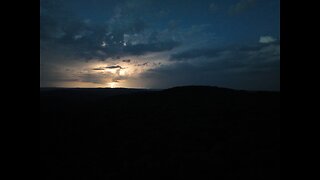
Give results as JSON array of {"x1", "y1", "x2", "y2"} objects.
[
  {"x1": 141, "y1": 41, "x2": 280, "y2": 90},
  {"x1": 40, "y1": 0, "x2": 181, "y2": 62},
  {"x1": 40, "y1": 0, "x2": 280, "y2": 90}
]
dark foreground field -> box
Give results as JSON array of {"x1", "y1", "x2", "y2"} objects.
[{"x1": 40, "y1": 86, "x2": 280, "y2": 179}]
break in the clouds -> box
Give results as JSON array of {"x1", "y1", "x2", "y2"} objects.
[{"x1": 40, "y1": 0, "x2": 280, "y2": 90}]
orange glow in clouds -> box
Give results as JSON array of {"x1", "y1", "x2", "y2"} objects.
[{"x1": 56, "y1": 53, "x2": 172, "y2": 88}]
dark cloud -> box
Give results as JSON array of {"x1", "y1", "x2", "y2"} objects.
[
  {"x1": 92, "y1": 67, "x2": 105, "y2": 71},
  {"x1": 141, "y1": 42, "x2": 280, "y2": 90},
  {"x1": 122, "y1": 59, "x2": 131, "y2": 63},
  {"x1": 136, "y1": 62, "x2": 149, "y2": 66},
  {"x1": 170, "y1": 42, "x2": 279, "y2": 62},
  {"x1": 170, "y1": 48, "x2": 223, "y2": 61},
  {"x1": 141, "y1": 62, "x2": 279, "y2": 91},
  {"x1": 105, "y1": 65, "x2": 124, "y2": 69},
  {"x1": 40, "y1": 0, "x2": 280, "y2": 90},
  {"x1": 123, "y1": 41, "x2": 180, "y2": 56},
  {"x1": 40, "y1": 0, "x2": 181, "y2": 62}
]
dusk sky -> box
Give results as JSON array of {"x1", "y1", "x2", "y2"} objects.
[{"x1": 40, "y1": 0, "x2": 280, "y2": 90}]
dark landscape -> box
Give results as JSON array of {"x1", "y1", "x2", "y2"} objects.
[{"x1": 40, "y1": 86, "x2": 280, "y2": 179}]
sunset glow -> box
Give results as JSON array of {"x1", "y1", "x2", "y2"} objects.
[
  {"x1": 40, "y1": 0, "x2": 280, "y2": 91},
  {"x1": 109, "y1": 82, "x2": 117, "y2": 88}
]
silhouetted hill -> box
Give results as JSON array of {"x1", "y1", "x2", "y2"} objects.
[{"x1": 40, "y1": 86, "x2": 280, "y2": 179}]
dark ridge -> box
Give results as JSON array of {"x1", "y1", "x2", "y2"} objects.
[
  {"x1": 162, "y1": 85, "x2": 240, "y2": 95},
  {"x1": 40, "y1": 87, "x2": 151, "y2": 101},
  {"x1": 40, "y1": 85, "x2": 280, "y2": 179},
  {"x1": 165, "y1": 85, "x2": 235, "y2": 91},
  {"x1": 163, "y1": 85, "x2": 279, "y2": 94}
]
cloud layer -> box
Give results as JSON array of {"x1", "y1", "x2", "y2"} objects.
[
  {"x1": 40, "y1": 0, "x2": 280, "y2": 90},
  {"x1": 259, "y1": 36, "x2": 277, "y2": 44}
]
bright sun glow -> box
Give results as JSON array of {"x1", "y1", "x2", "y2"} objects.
[
  {"x1": 109, "y1": 82, "x2": 117, "y2": 88},
  {"x1": 60, "y1": 57, "x2": 169, "y2": 89}
]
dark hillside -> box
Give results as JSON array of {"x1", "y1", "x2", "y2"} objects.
[{"x1": 40, "y1": 86, "x2": 280, "y2": 179}]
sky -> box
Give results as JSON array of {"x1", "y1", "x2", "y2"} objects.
[{"x1": 40, "y1": 0, "x2": 280, "y2": 90}]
